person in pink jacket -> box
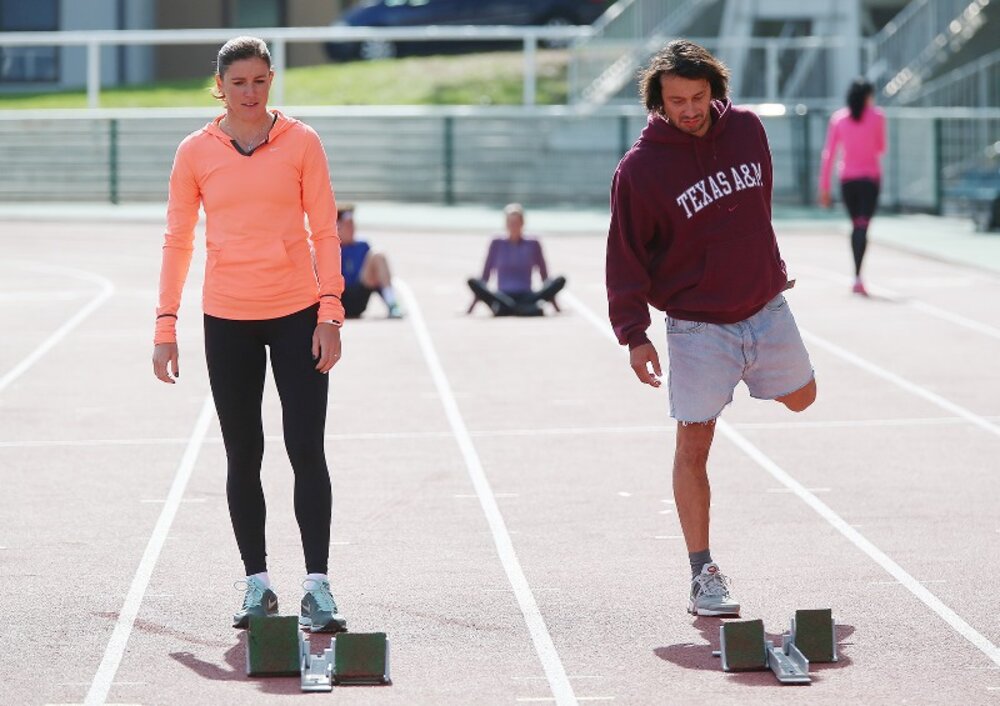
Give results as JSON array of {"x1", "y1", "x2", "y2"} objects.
[
  {"x1": 819, "y1": 79, "x2": 887, "y2": 296},
  {"x1": 151, "y1": 36, "x2": 348, "y2": 634}
]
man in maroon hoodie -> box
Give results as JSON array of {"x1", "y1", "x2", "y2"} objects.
[{"x1": 606, "y1": 40, "x2": 816, "y2": 617}]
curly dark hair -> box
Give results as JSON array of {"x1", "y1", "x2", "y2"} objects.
[{"x1": 638, "y1": 40, "x2": 730, "y2": 114}]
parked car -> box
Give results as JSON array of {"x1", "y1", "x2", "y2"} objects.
[{"x1": 325, "y1": 0, "x2": 611, "y2": 61}]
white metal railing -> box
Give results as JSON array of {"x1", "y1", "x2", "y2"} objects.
[
  {"x1": 868, "y1": 0, "x2": 990, "y2": 100},
  {"x1": 0, "y1": 25, "x2": 595, "y2": 108},
  {"x1": 2, "y1": 104, "x2": 998, "y2": 212},
  {"x1": 569, "y1": 0, "x2": 718, "y2": 104},
  {"x1": 902, "y1": 46, "x2": 1000, "y2": 107}
]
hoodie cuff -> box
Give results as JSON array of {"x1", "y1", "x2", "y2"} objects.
[{"x1": 627, "y1": 332, "x2": 651, "y2": 350}]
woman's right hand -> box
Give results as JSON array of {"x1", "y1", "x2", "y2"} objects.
[
  {"x1": 819, "y1": 190, "x2": 832, "y2": 208},
  {"x1": 153, "y1": 343, "x2": 180, "y2": 384}
]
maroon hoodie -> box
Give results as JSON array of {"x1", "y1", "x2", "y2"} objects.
[{"x1": 606, "y1": 99, "x2": 788, "y2": 349}]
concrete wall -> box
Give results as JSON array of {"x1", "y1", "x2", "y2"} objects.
[
  {"x1": 155, "y1": 0, "x2": 350, "y2": 81},
  {"x1": 56, "y1": 0, "x2": 154, "y2": 89}
]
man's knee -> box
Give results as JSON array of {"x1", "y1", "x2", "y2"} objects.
[
  {"x1": 778, "y1": 378, "x2": 817, "y2": 413},
  {"x1": 674, "y1": 420, "x2": 716, "y2": 466}
]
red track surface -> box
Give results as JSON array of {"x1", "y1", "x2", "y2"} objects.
[{"x1": 1, "y1": 215, "x2": 999, "y2": 705}]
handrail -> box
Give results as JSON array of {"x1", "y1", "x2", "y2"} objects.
[{"x1": 0, "y1": 25, "x2": 595, "y2": 108}]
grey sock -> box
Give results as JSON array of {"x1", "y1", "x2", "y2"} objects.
[{"x1": 689, "y1": 549, "x2": 713, "y2": 580}]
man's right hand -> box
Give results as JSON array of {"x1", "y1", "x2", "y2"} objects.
[{"x1": 629, "y1": 342, "x2": 662, "y2": 388}]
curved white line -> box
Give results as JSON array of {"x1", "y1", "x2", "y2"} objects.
[{"x1": 0, "y1": 262, "x2": 116, "y2": 394}]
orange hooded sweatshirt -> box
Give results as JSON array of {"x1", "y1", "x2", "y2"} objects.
[{"x1": 154, "y1": 111, "x2": 344, "y2": 345}]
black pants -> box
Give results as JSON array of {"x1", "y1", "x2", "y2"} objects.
[
  {"x1": 204, "y1": 304, "x2": 331, "y2": 576},
  {"x1": 467, "y1": 276, "x2": 566, "y2": 316},
  {"x1": 841, "y1": 178, "x2": 880, "y2": 276}
]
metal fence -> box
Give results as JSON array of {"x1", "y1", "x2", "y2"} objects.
[
  {"x1": 0, "y1": 25, "x2": 593, "y2": 109},
  {"x1": 1, "y1": 105, "x2": 997, "y2": 212}
]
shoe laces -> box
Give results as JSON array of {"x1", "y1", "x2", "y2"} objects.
[
  {"x1": 235, "y1": 579, "x2": 265, "y2": 610},
  {"x1": 696, "y1": 570, "x2": 732, "y2": 598},
  {"x1": 304, "y1": 580, "x2": 338, "y2": 613}
]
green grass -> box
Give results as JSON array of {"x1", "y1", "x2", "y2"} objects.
[{"x1": 0, "y1": 50, "x2": 570, "y2": 109}]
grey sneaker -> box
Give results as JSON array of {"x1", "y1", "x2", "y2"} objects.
[
  {"x1": 688, "y1": 562, "x2": 740, "y2": 617},
  {"x1": 232, "y1": 576, "x2": 279, "y2": 629},
  {"x1": 300, "y1": 579, "x2": 348, "y2": 633}
]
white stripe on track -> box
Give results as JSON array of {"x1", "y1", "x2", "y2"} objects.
[
  {"x1": 84, "y1": 395, "x2": 214, "y2": 706},
  {"x1": 397, "y1": 279, "x2": 577, "y2": 706},
  {"x1": 563, "y1": 290, "x2": 1000, "y2": 670},
  {"x1": 795, "y1": 264, "x2": 1000, "y2": 341},
  {"x1": 0, "y1": 263, "x2": 115, "y2": 394},
  {"x1": 800, "y1": 329, "x2": 1000, "y2": 440},
  {"x1": 716, "y1": 419, "x2": 1000, "y2": 669}
]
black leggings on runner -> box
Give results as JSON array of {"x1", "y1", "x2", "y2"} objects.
[
  {"x1": 841, "y1": 178, "x2": 880, "y2": 276},
  {"x1": 204, "y1": 304, "x2": 331, "y2": 576}
]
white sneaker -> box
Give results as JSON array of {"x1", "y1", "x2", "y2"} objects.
[{"x1": 688, "y1": 562, "x2": 740, "y2": 617}]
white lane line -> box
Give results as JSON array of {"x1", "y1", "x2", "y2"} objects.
[
  {"x1": 0, "y1": 263, "x2": 115, "y2": 394},
  {"x1": 7, "y1": 416, "x2": 998, "y2": 450},
  {"x1": 796, "y1": 264, "x2": 1000, "y2": 341},
  {"x1": 564, "y1": 290, "x2": 1000, "y2": 670},
  {"x1": 718, "y1": 419, "x2": 1000, "y2": 669},
  {"x1": 397, "y1": 279, "x2": 577, "y2": 706},
  {"x1": 800, "y1": 329, "x2": 1000, "y2": 440},
  {"x1": 85, "y1": 395, "x2": 214, "y2": 706}
]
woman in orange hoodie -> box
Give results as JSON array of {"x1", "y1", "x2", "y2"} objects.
[{"x1": 151, "y1": 36, "x2": 348, "y2": 634}]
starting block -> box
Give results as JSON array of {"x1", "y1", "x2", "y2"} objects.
[
  {"x1": 713, "y1": 610, "x2": 837, "y2": 685},
  {"x1": 246, "y1": 616, "x2": 301, "y2": 677},
  {"x1": 791, "y1": 609, "x2": 838, "y2": 663},
  {"x1": 247, "y1": 617, "x2": 391, "y2": 690},
  {"x1": 332, "y1": 632, "x2": 392, "y2": 685}
]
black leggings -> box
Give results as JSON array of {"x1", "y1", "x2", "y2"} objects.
[
  {"x1": 204, "y1": 304, "x2": 331, "y2": 576},
  {"x1": 841, "y1": 178, "x2": 880, "y2": 276}
]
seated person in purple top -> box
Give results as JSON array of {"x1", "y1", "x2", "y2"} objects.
[
  {"x1": 467, "y1": 203, "x2": 566, "y2": 317},
  {"x1": 338, "y1": 204, "x2": 403, "y2": 319}
]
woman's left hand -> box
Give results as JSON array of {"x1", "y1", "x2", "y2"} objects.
[{"x1": 312, "y1": 323, "x2": 342, "y2": 374}]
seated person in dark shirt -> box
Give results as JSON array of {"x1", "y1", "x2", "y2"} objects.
[
  {"x1": 467, "y1": 203, "x2": 566, "y2": 316},
  {"x1": 338, "y1": 204, "x2": 403, "y2": 319}
]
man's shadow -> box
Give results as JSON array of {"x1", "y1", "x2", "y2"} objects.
[{"x1": 654, "y1": 617, "x2": 854, "y2": 685}]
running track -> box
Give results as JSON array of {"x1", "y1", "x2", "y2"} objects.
[{"x1": 1, "y1": 211, "x2": 998, "y2": 705}]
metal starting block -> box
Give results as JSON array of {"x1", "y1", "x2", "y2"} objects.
[
  {"x1": 791, "y1": 609, "x2": 838, "y2": 663},
  {"x1": 300, "y1": 632, "x2": 335, "y2": 692},
  {"x1": 712, "y1": 610, "x2": 837, "y2": 685},
  {"x1": 332, "y1": 632, "x2": 392, "y2": 685},
  {"x1": 246, "y1": 616, "x2": 301, "y2": 677}
]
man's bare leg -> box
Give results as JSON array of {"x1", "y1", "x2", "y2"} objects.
[
  {"x1": 776, "y1": 377, "x2": 817, "y2": 412},
  {"x1": 673, "y1": 419, "x2": 715, "y2": 554}
]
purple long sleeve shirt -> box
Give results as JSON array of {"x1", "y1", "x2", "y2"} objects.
[{"x1": 481, "y1": 236, "x2": 548, "y2": 293}]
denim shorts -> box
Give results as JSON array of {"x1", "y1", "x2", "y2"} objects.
[{"x1": 665, "y1": 294, "x2": 814, "y2": 423}]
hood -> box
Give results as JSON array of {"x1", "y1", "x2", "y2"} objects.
[
  {"x1": 204, "y1": 109, "x2": 297, "y2": 146},
  {"x1": 639, "y1": 99, "x2": 732, "y2": 145}
]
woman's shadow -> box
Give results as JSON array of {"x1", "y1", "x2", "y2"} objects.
[
  {"x1": 654, "y1": 617, "x2": 854, "y2": 685},
  {"x1": 170, "y1": 631, "x2": 332, "y2": 695}
]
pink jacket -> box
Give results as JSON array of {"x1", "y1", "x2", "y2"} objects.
[{"x1": 819, "y1": 106, "x2": 886, "y2": 193}]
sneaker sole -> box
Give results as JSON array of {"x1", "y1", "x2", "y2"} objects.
[
  {"x1": 299, "y1": 615, "x2": 348, "y2": 633},
  {"x1": 232, "y1": 605, "x2": 279, "y2": 630},
  {"x1": 687, "y1": 604, "x2": 741, "y2": 617}
]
